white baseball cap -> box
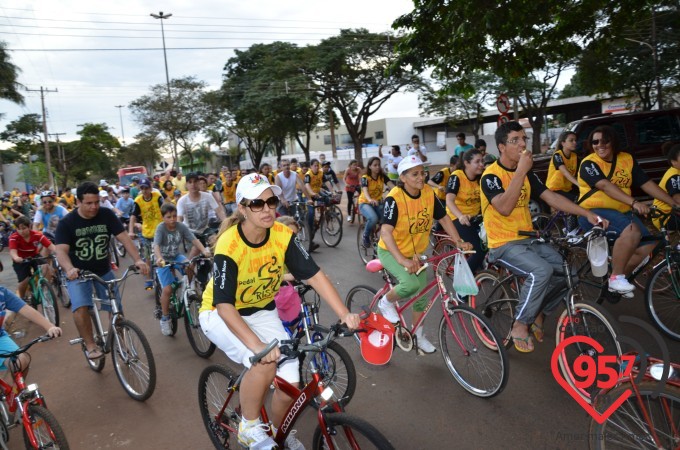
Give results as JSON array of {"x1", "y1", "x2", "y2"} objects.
[
  {"x1": 99, "y1": 190, "x2": 108, "y2": 197},
  {"x1": 235, "y1": 173, "x2": 282, "y2": 205},
  {"x1": 397, "y1": 154, "x2": 424, "y2": 175},
  {"x1": 99, "y1": 179, "x2": 109, "y2": 187}
]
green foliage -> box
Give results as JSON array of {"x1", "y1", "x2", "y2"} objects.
[
  {"x1": 117, "y1": 133, "x2": 162, "y2": 174},
  {"x1": 0, "y1": 41, "x2": 24, "y2": 108},
  {"x1": 18, "y1": 161, "x2": 61, "y2": 189},
  {"x1": 0, "y1": 114, "x2": 43, "y2": 161}
]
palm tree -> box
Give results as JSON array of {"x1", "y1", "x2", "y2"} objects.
[
  {"x1": 194, "y1": 142, "x2": 214, "y2": 172},
  {"x1": 0, "y1": 41, "x2": 25, "y2": 109}
]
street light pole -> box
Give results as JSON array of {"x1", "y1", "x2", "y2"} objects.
[
  {"x1": 114, "y1": 105, "x2": 125, "y2": 146},
  {"x1": 150, "y1": 11, "x2": 177, "y2": 167}
]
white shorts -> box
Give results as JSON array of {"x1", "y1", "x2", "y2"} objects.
[{"x1": 199, "y1": 308, "x2": 299, "y2": 383}]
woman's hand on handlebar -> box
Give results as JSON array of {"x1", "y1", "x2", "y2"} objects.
[
  {"x1": 632, "y1": 201, "x2": 650, "y2": 217},
  {"x1": 400, "y1": 257, "x2": 422, "y2": 275},
  {"x1": 341, "y1": 312, "x2": 361, "y2": 330},
  {"x1": 586, "y1": 212, "x2": 609, "y2": 229},
  {"x1": 457, "y1": 241, "x2": 473, "y2": 251}
]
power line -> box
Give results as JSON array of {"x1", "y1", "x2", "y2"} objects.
[{"x1": 0, "y1": 31, "x2": 354, "y2": 40}]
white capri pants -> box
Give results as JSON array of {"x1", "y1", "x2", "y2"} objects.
[{"x1": 199, "y1": 308, "x2": 300, "y2": 383}]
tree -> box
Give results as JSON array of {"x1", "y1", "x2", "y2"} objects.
[
  {"x1": 420, "y1": 72, "x2": 500, "y2": 141},
  {"x1": 0, "y1": 41, "x2": 24, "y2": 112},
  {"x1": 117, "y1": 133, "x2": 163, "y2": 175},
  {"x1": 0, "y1": 114, "x2": 43, "y2": 162},
  {"x1": 574, "y1": 3, "x2": 679, "y2": 110},
  {"x1": 60, "y1": 123, "x2": 119, "y2": 189},
  {"x1": 129, "y1": 76, "x2": 223, "y2": 167},
  {"x1": 306, "y1": 29, "x2": 423, "y2": 162}
]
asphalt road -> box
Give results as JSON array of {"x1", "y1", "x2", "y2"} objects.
[{"x1": 0, "y1": 219, "x2": 677, "y2": 450}]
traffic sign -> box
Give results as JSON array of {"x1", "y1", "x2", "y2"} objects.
[
  {"x1": 496, "y1": 94, "x2": 511, "y2": 114},
  {"x1": 159, "y1": 161, "x2": 169, "y2": 169},
  {"x1": 497, "y1": 114, "x2": 510, "y2": 127}
]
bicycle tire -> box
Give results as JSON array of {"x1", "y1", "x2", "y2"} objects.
[
  {"x1": 22, "y1": 404, "x2": 70, "y2": 450},
  {"x1": 115, "y1": 237, "x2": 126, "y2": 258},
  {"x1": 109, "y1": 239, "x2": 120, "y2": 269},
  {"x1": 312, "y1": 412, "x2": 395, "y2": 450},
  {"x1": 345, "y1": 285, "x2": 379, "y2": 346},
  {"x1": 184, "y1": 293, "x2": 216, "y2": 358},
  {"x1": 37, "y1": 279, "x2": 60, "y2": 327},
  {"x1": 299, "y1": 340, "x2": 356, "y2": 410},
  {"x1": 438, "y1": 304, "x2": 509, "y2": 398},
  {"x1": 321, "y1": 207, "x2": 343, "y2": 247},
  {"x1": 53, "y1": 270, "x2": 71, "y2": 309},
  {"x1": 589, "y1": 382, "x2": 680, "y2": 449},
  {"x1": 111, "y1": 319, "x2": 157, "y2": 401},
  {"x1": 645, "y1": 260, "x2": 680, "y2": 341},
  {"x1": 555, "y1": 299, "x2": 621, "y2": 404},
  {"x1": 433, "y1": 237, "x2": 457, "y2": 258},
  {"x1": 198, "y1": 364, "x2": 241, "y2": 449},
  {"x1": 356, "y1": 225, "x2": 378, "y2": 265},
  {"x1": 469, "y1": 270, "x2": 516, "y2": 350},
  {"x1": 532, "y1": 212, "x2": 565, "y2": 238}
]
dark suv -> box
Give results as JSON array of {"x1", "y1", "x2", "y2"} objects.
[{"x1": 531, "y1": 107, "x2": 680, "y2": 213}]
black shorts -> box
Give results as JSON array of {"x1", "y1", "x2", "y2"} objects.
[{"x1": 12, "y1": 260, "x2": 37, "y2": 283}]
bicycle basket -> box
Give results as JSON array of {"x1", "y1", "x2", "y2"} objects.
[{"x1": 330, "y1": 192, "x2": 342, "y2": 205}]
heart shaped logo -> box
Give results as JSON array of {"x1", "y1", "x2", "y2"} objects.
[{"x1": 551, "y1": 335, "x2": 631, "y2": 424}]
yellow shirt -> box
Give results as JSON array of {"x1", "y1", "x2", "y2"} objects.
[
  {"x1": 174, "y1": 177, "x2": 186, "y2": 192},
  {"x1": 578, "y1": 152, "x2": 636, "y2": 213},
  {"x1": 431, "y1": 167, "x2": 453, "y2": 200},
  {"x1": 546, "y1": 149, "x2": 578, "y2": 192},
  {"x1": 358, "y1": 174, "x2": 387, "y2": 205},
  {"x1": 60, "y1": 194, "x2": 76, "y2": 210},
  {"x1": 134, "y1": 191, "x2": 163, "y2": 239},
  {"x1": 653, "y1": 166, "x2": 680, "y2": 229},
  {"x1": 446, "y1": 169, "x2": 481, "y2": 220},
  {"x1": 481, "y1": 162, "x2": 540, "y2": 249},
  {"x1": 305, "y1": 170, "x2": 324, "y2": 195},
  {"x1": 222, "y1": 181, "x2": 237, "y2": 204},
  {"x1": 378, "y1": 186, "x2": 436, "y2": 258}
]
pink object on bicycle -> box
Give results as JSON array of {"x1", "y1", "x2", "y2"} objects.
[
  {"x1": 359, "y1": 312, "x2": 395, "y2": 365},
  {"x1": 274, "y1": 283, "x2": 302, "y2": 323},
  {"x1": 365, "y1": 259, "x2": 384, "y2": 273}
]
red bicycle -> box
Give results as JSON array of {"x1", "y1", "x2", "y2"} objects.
[
  {"x1": 198, "y1": 323, "x2": 394, "y2": 449},
  {"x1": 0, "y1": 335, "x2": 70, "y2": 449}
]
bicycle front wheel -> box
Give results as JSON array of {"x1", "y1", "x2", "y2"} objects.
[
  {"x1": 555, "y1": 299, "x2": 621, "y2": 404},
  {"x1": 22, "y1": 405, "x2": 70, "y2": 450},
  {"x1": 198, "y1": 364, "x2": 241, "y2": 450},
  {"x1": 589, "y1": 382, "x2": 680, "y2": 450},
  {"x1": 111, "y1": 319, "x2": 157, "y2": 401},
  {"x1": 356, "y1": 225, "x2": 377, "y2": 265},
  {"x1": 38, "y1": 279, "x2": 59, "y2": 326},
  {"x1": 300, "y1": 340, "x2": 356, "y2": 410},
  {"x1": 184, "y1": 293, "x2": 216, "y2": 358},
  {"x1": 645, "y1": 260, "x2": 680, "y2": 341},
  {"x1": 469, "y1": 270, "x2": 516, "y2": 349},
  {"x1": 321, "y1": 206, "x2": 343, "y2": 247},
  {"x1": 438, "y1": 305, "x2": 509, "y2": 398},
  {"x1": 312, "y1": 412, "x2": 395, "y2": 450}
]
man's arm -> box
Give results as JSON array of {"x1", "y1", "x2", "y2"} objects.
[
  {"x1": 540, "y1": 190, "x2": 606, "y2": 227},
  {"x1": 55, "y1": 243, "x2": 79, "y2": 280}
]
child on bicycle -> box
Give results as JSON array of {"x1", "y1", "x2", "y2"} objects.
[
  {"x1": 8, "y1": 216, "x2": 57, "y2": 301},
  {"x1": 652, "y1": 144, "x2": 680, "y2": 231},
  {"x1": 199, "y1": 174, "x2": 359, "y2": 450},
  {"x1": 0, "y1": 285, "x2": 62, "y2": 374},
  {"x1": 153, "y1": 203, "x2": 211, "y2": 336}
]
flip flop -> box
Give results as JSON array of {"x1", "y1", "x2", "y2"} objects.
[
  {"x1": 511, "y1": 335, "x2": 534, "y2": 353},
  {"x1": 85, "y1": 348, "x2": 104, "y2": 360},
  {"x1": 530, "y1": 323, "x2": 545, "y2": 343}
]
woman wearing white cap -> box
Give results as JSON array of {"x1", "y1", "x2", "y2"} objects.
[
  {"x1": 377, "y1": 155, "x2": 472, "y2": 354},
  {"x1": 198, "y1": 173, "x2": 360, "y2": 449}
]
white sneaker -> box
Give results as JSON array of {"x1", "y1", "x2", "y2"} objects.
[
  {"x1": 272, "y1": 426, "x2": 305, "y2": 450},
  {"x1": 238, "y1": 419, "x2": 277, "y2": 449},
  {"x1": 608, "y1": 275, "x2": 635, "y2": 294},
  {"x1": 160, "y1": 317, "x2": 173, "y2": 336},
  {"x1": 621, "y1": 290, "x2": 635, "y2": 299},
  {"x1": 415, "y1": 328, "x2": 437, "y2": 355},
  {"x1": 378, "y1": 296, "x2": 399, "y2": 323}
]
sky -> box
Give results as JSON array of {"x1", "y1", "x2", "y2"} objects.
[{"x1": 0, "y1": 0, "x2": 421, "y2": 145}]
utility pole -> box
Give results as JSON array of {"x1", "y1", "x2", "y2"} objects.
[
  {"x1": 328, "y1": 99, "x2": 336, "y2": 160},
  {"x1": 26, "y1": 87, "x2": 57, "y2": 190},
  {"x1": 114, "y1": 105, "x2": 126, "y2": 146},
  {"x1": 624, "y1": 9, "x2": 662, "y2": 110},
  {"x1": 49, "y1": 132, "x2": 66, "y2": 190}
]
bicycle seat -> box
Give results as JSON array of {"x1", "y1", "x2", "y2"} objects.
[{"x1": 365, "y1": 259, "x2": 384, "y2": 273}]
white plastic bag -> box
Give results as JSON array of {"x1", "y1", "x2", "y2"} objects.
[
  {"x1": 452, "y1": 252, "x2": 479, "y2": 296},
  {"x1": 478, "y1": 222, "x2": 488, "y2": 251}
]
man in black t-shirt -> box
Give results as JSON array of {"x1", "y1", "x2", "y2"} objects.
[{"x1": 55, "y1": 182, "x2": 149, "y2": 361}]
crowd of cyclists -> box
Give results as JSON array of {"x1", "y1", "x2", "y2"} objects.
[{"x1": 0, "y1": 119, "x2": 678, "y2": 448}]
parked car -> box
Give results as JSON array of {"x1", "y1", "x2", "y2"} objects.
[{"x1": 531, "y1": 107, "x2": 680, "y2": 214}]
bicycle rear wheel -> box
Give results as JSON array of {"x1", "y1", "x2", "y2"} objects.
[
  {"x1": 38, "y1": 279, "x2": 59, "y2": 326},
  {"x1": 555, "y1": 299, "x2": 621, "y2": 404},
  {"x1": 356, "y1": 225, "x2": 378, "y2": 265},
  {"x1": 184, "y1": 293, "x2": 216, "y2": 358},
  {"x1": 299, "y1": 340, "x2": 356, "y2": 410},
  {"x1": 589, "y1": 382, "x2": 680, "y2": 449},
  {"x1": 532, "y1": 212, "x2": 565, "y2": 238},
  {"x1": 438, "y1": 304, "x2": 509, "y2": 398},
  {"x1": 645, "y1": 260, "x2": 680, "y2": 341},
  {"x1": 22, "y1": 404, "x2": 70, "y2": 450},
  {"x1": 111, "y1": 319, "x2": 156, "y2": 401},
  {"x1": 321, "y1": 206, "x2": 343, "y2": 247},
  {"x1": 469, "y1": 270, "x2": 516, "y2": 349},
  {"x1": 312, "y1": 412, "x2": 395, "y2": 450},
  {"x1": 198, "y1": 364, "x2": 241, "y2": 450}
]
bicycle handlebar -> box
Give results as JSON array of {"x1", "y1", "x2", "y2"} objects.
[
  {"x1": 156, "y1": 255, "x2": 211, "y2": 268},
  {"x1": 79, "y1": 265, "x2": 139, "y2": 285},
  {"x1": 0, "y1": 335, "x2": 52, "y2": 358}
]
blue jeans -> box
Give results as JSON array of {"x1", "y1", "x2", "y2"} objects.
[
  {"x1": 359, "y1": 203, "x2": 382, "y2": 240},
  {"x1": 578, "y1": 208, "x2": 650, "y2": 245}
]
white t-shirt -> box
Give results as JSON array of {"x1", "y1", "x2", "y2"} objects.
[
  {"x1": 407, "y1": 144, "x2": 427, "y2": 159},
  {"x1": 276, "y1": 171, "x2": 299, "y2": 202},
  {"x1": 384, "y1": 154, "x2": 403, "y2": 176},
  {"x1": 176, "y1": 191, "x2": 219, "y2": 233}
]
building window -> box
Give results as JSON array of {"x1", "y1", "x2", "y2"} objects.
[
  {"x1": 375, "y1": 131, "x2": 384, "y2": 140},
  {"x1": 340, "y1": 134, "x2": 353, "y2": 144},
  {"x1": 323, "y1": 135, "x2": 332, "y2": 145}
]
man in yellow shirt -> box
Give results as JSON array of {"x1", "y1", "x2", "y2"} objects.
[
  {"x1": 173, "y1": 171, "x2": 186, "y2": 192},
  {"x1": 480, "y1": 121, "x2": 604, "y2": 353}
]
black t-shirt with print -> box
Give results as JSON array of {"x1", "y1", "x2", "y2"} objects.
[{"x1": 55, "y1": 207, "x2": 125, "y2": 275}]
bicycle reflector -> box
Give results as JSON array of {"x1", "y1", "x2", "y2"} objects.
[{"x1": 359, "y1": 313, "x2": 395, "y2": 365}]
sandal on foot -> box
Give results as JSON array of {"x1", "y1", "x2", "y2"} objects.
[
  {"x1": 530, "y1": 323, "x2": 544, "y2": 343},
  {"x1": 85, "y1": 348, "x2": 104, "y2": 360},
  {"x1": 511, "y1": 335, "x2": 534, "y2": 353}
]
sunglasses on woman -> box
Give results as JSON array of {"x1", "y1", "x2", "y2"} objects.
[
  {"x1": 245, "y1": 196, "x2": 279, "y2": 212},
  {"x1": 591, "y1": 138, "x2": 610, "y2": 146}
]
